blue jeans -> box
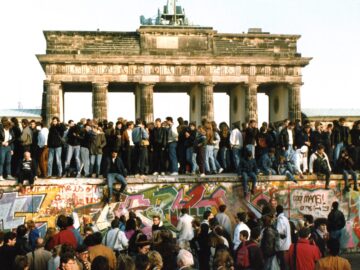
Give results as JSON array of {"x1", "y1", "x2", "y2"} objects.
[
  {"x1": 168, "y1": 142, "x2": 178, "y2": 173},
  {"x1": 334, "y1": 142, "x2": 344, "y2": 162},
  {"x1": 241, "y1": 172, "x2": 257, "y2": 193},
  {"x1": 65, "y1": 145, "x2": 81, "y2": 174},
  {"x1": 232, "y1": 147, "x2": 242, "y2": 171},
  {"x1": 263, "y1": 168, "x2": 277, "y2": 176},
  {"x1": 213, "y1": 148, "x2": 221, "y2": 171},
  {"x1": 343, "y1": 169, "x2": 358, "y2": 188},
  {"x1": 205, "y1": 145, "x2": 216, "y2": 173},
  {"x1": 0, "y1": 146, "x2": 12, "y2": 176},
  {"x1": 47, "y1": 147, "x2": 63, "y2": 177},
  {"x1": 80, "y1": 147, "x2": 90, "y2": 176},
  {"x1": 246, "y1": 144, "x2": 255, "y2": 159},
  {"x1": 107, "y1": 173, "x2": 127, "y2": 198},
  {"x1": 284, "y1": 144, "x2": 294, "y2": 159},
  {"x1": 90, "y1": 154, "x2": 102, "y2": 176},
  {"x1": 186, "y1": 148, "x2": 197, "y2": 173},
  {"x1": 219, "y1": 147, "x2": 230, "y2": 171}
]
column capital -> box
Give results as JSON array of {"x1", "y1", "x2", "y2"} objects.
[
  {"x1": 92, "y1": 82, "x2": 109, "y2": 87},
  {"x1": 200, "y1": 82, "x2": 215, "y2": 88}
]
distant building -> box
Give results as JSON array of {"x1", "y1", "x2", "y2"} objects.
[
  {"x1": 0, "y1": 109, "x2": 42, "y2": 122},
  {"x1": 302, "y1": 108, "x2": 360, "y2": 127}
]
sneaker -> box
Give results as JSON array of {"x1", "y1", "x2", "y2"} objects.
[
  {"x1": 153, "y1": 172, "x2": 159, "y2": 176},
  {"x1": 218, "y1": 168, "x2": 224, "y2": 174},
  {"x1": 0, "y1": 176, "x2": 4, "y2": 181},
  {"x1": 161, "y1": 172, "x2": 165, "y2": 176},
  {"x1": 170, "y1": 172, "x2": 179, "y2": 176},
  {"x1": 6, "y1": 175, "x2": 15, "y2": 180},
  {"x1": 200, "y1": 173, "x2": 206, "y2": 177},
  {"x1": 135, "y1": 174, "x2": 140, "y2": 178},
  {"x1": 75, "y1": 173, "x2": 81, "y2": 178}
]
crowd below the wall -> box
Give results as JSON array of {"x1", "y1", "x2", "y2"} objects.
[
  {"x1": 0, "y1": 116, "x2": 360, "y2": 197},
  {"x1": 0, "y1": 201, "x2": 352, "y2": 270}
]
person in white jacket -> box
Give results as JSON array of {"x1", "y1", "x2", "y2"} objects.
[
  {"x1": 102, "y1": 218, "x2": 128, "y2": 254},
  {"x1": 177, "y1": 208, "x2": 194, "y2": 243},
  {"x1": 233, "y1": 212, "x2": 250, "y2": 251},
  {"x1": 276, "y1": 205, "x2": 291, "y2": 270},
  {"x1": 309, "y1": 144, "x2": 332, "y2": 189},
  {"x1": 230, "y1": 123, "x2": 243, "y2": 171}
]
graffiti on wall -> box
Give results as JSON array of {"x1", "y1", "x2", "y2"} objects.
[{"x1": 0, "y1": 178, "x2": 359, "y2": 250}]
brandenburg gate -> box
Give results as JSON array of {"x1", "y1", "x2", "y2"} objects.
[{"x1": 37, "y1": 7, "x2": 311, "y2": 125}]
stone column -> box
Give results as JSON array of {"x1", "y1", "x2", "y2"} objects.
[
  {"x1": 140, "y1": 83, "x2": 154, "y2": 123},
  {"x1": 189, "y1": 84, "x2": 201, "y2": 125},
  {"x1": 245, "y1": 83, "x2": 258, "y2": 123},
  {"x1": 92, "y1": 82, "x2": 108, "y2": 120},
  {"x1": 41, "y1": 87, "x2": 47, "y2": 122},
  {"x1": 201, "y1": 83, "x2": 214, "y2": 121},
  {"x1": 288, "y1": 83, "x2": 302, "y2": 121},
  {"x1": 229, "y1": 84, "x2": 246, "y2": 125},
  {"x1": 44, "y1": 80, "x2": 61, "y2": 126}
]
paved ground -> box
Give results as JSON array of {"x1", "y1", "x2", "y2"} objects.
[{"x1": 343, "y1": 253, "x2": 360, "y2": 269}]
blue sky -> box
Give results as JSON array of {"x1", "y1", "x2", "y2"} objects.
[{"x1": 0, "y1": 0, "x2": 359, "y2": 123}]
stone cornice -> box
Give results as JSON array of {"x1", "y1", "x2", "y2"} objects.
[{"x1": 37, "y1": 54, "x2": 312, "y2": 66}]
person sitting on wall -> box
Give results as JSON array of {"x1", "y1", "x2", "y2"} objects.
[
  {"x1": 309, "y1": 144, "x2": 332, "y2": 189},
  {"x1": 17, "y1": 151, "x2": 36, "y2": 189},
  {"x1": 238, "y1": 150, "x2": 258, "y2": 197},
  {"x1": 337, "y1": 148, "x2": 358, "y2": 193},
  {"x1": 105, "y1": 150, "x2": 127, "y2": 203},
  {"x1": 259, "y1": 147, "x2": 277, "y2": 176}
]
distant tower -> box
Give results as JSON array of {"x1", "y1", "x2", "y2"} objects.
[{"x1": 140, "y1": 0, "x2": 188, "y2": 26}]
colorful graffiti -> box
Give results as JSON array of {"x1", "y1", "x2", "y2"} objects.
[{"x1": 0, "y1": 178, "x2": 359, "y2": 250}]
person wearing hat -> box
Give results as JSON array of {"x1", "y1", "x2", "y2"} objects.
[
  {"x1": 288, "y1": 226, "x2": 321, "y2": 270},
  {"x1": 76, "y1": 244, "x2": 91, "y2": 270},
  {"x1": 260, "y1": 205, "x2": 280, "y2": 270},
  {"x1": 309, "y1": 144, "x2": 332, "y2": 189},
  {"x1": 135, "y1": 234, "x2": 151, "y2": 256}
]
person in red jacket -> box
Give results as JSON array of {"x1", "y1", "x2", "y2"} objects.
[
  {"x1": 288, "y1": 226, "x2": 321, "y2": 270},
  {"x1": 47, "y1": 214, "x2": 77, "y2": 250}
]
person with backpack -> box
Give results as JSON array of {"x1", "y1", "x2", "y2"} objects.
[
  {"x1": 235, "y1": 227, "x2": 264, "y2": 270},
  {"x1": 309, "y1": 144, "x2": 332, "y2": 189},
  {"x1": 288, "y1": 227, "x2": 321, "y2": 270},
  {"x1": 260, "y1": 206, "x2": 280, "y2": 270},
  {"x1": 102, "y1": 219, "x2": 128, "y2": 257}
]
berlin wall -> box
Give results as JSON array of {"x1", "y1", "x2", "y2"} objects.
[{"x1": 0, "y1": 178, "x2": 359, "y2": 250}]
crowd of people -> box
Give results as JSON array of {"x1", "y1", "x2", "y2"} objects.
[
  {"x1": 0, "y1": 201, "x2": 351, "y2": 270},
  {"x1": 1, "y1": 115, "x2": 360, "y2": 196}
]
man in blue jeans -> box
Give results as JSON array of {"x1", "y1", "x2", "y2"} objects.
[{"x1": 105, "y1": 151, "x2": 127, "y2": 203}]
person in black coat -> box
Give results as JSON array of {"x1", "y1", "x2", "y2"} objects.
[
  {"x1": 238, "y1": 150, "x2": 258, "y2": 196},
  {"x1": 47, "y1": 117, "x2": 66, "y2": 178},
  {"x1": 0, "y1": 232, "x2": 17, "y2": 270},
  {"x1": 150, "y1": 118, "x2": 168, "y2": 176},
  {"x1": 15, "y1": 225, "x2": 32, "y2": 256},
  {"x1": 327, "y1": 202, "x2": 346, "y2": 241},
  {"x1": 105, "y1": 150, "x2": 127, "y2": 202},
  {"x1": 337, "y1": 149, "x2": 358, "y2": 192},
  {"x1": 17, "y1": 151, "x2": 37, "y2": 186}
]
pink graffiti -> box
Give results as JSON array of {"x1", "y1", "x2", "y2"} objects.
[
  {"x1": 171, "y1": 185, "x2": 227, "y2": 210},
  {"x1": 118, "y1": 194, "x2": 151, "y2": 210}
]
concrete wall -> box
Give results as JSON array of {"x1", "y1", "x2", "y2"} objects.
[{"x1": 0, "y1": 176, "x2": 358, "y2": 250}]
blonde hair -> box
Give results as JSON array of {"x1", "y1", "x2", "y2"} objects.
[{"x1": 148, "y1": 250, "x2": 163, "y2": 269}]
